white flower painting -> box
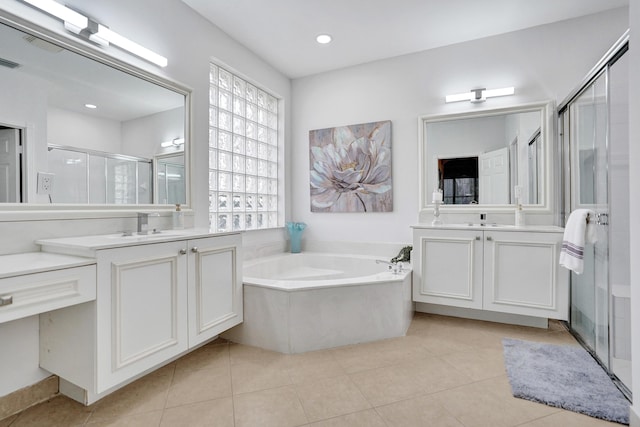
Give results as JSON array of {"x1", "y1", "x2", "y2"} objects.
[{"x1": 309, "y1": 120, "x2": 392, "y2": 212}]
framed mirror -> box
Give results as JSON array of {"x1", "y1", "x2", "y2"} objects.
[
  {"x1": 419, "y1": 102, "x2": 553, "y2": 213},
  {"x1": 0, "y1": 17, "x2": 190, "y2": 210}
]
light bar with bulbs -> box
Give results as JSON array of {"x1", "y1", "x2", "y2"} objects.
[
  {"x1": 21, "y1": 0, "x2": 168, "y2": 67},
  {"x1": 445, "y1": 87, "x2": 514, "y2": 103}
]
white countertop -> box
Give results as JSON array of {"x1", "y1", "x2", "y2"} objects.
[
  {"x1": 36, "y1": 228, "x2": 241, "y2": 254},
  {"x1": 411, "y1": 223, "x2": 564, "y2": 233},
  {"x1": 0, "y1": 252, "x2": 96, "y2": 279}
]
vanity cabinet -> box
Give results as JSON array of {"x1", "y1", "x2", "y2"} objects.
[
  {"x1": 38, "y1": 231, "x2": 242, "y2": 404},
  {"x1": 412, "y1": 226, "x2": 568, "y2": 320}
]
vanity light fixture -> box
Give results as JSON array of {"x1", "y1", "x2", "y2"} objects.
[
  {"x1": 316, "y1": 34, "x2": 332, "y2": 44},
  {"x1": 21, "y1": 0, "x2": 168, "y2": 67},
  {"x1": 23, "y1": 0, "x2": 88, "y2": 33},
  {"x1": 160, "y1": 138, "x2": 185, "y2": 148},
  {"x1": 445, "y1": 87, "x2": 515, "y2": 103}
]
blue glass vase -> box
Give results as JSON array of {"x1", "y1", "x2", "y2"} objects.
[{"x1": 286, "y1": 222, "x2": 306, "y2": 253}]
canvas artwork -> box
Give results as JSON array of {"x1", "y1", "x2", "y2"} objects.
[{"x1": 309, "y1": 120, "x2": 392, "y2": 212}]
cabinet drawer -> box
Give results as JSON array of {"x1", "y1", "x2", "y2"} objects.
[{"x1": 0, "y1": 265, "x2": 96, "y2": 324}]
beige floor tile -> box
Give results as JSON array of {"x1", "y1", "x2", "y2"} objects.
[
  {"x1": 88, "y1": 373, "x2": 173, "y2": 423},
  {"x1": 9, "y1": 396, "x2": 92, "y2": 427},
  {"x1": 229, "y1": 343, "x2": 290, "y2": 365},
  {"x1": 350, "y1": 355, "x2": 472, "y2": 407},
  {"x1": 165, "y1": 365, "x2": 232, "y2": 408},
  {"x1": 174, "y1": 342, "x2": 230, "y2": 373},
  {"x1": 86, "y1": 410, "x2": 163, "y2": 426},
  {"x1": 432, "y1": 376, "x2": 560, "y2": 427},
  {"x1": 231, "y1": 358, "x2": 292, "y2": 394},
  {"x1": 286, "y1": 350, "x2": 346, "y2": 384},
  {"x1": 375, "y1": 394, "x2": 464, "y2": 427},
  {"x1": 519, "y1": 410, "x2": 625, "y2": 427},
  {"x1": 0, "y1": 414, "x2": 18, "y2": 427},
  {"x1": 441, "y1": 348, "x2": 507, "y2": 381},
  {"x1": 349, "y1": 363, "x2": 426, "y2": 406},
  {"x1": 233, "y1": 386, "x2": 308, "y2": 427},
  {"x1": 295, "y1": 376, "x2": 371, "y2": 423},
  {"x1": 160, "y1": 397, "x2": 234, "y2": 427},
  {"x1": 307, "y1": 409, "x2": 387, "y2": 427},
  {"x1": 330, "y1": 336, "x2": 431, "y2": 374}
]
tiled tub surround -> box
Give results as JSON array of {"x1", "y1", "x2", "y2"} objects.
[
  {"x1": 223, "y1": 253, "x2": 413, "y2": 354},
  {"x1": 0, "y1": 314, "x2": 620, "y2": 427}
]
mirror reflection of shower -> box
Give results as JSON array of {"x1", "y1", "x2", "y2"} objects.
[
  {"x1": 155, "y1": 152, "x2": 186, "y2": 205},
  {"x1": 47, "y1": 145, "x2": 152, "y2": 204}
]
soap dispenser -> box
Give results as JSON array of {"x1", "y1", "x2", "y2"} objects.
[{"x1": 173, "y1": 204, "x2": 184, "y2": 229}]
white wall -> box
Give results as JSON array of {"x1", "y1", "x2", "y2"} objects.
[
  {"x1": 628, "y1": 0, "x2": 640, "y2": 425},
  {"x1": 47, "y1": 108, "x2": 122, "y2": 153},
  {"x1": 122, "y1": 107, "x2": 184, "y2": 158},
  {"x1": 0, "y1": 0, "x2": 291, "y2": 397},
  {"x1": 291, "y1": 8, "x2": 628, "y2": 245}
]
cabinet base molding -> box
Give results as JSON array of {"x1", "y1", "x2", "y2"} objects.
[
  {"x1": 416, "y1": 303, "x2": 549, "y2": 329},
  {"x1": 0, "y1": 375, "x2": 58, "y2": 420}
]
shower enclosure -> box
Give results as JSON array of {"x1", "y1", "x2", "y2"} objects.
[{"x1": 559, "y1": 33, "x2": 631, "y2": 396}]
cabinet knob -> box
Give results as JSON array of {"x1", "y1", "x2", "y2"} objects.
[
  {"x1": 191, "y1": 247, "x2": 199, "y2": 253},
  {"x1": 179, "y1": 249, "x2": 187, "y2": 255},
  {"x1": 486, "y1": 236, "x2": 493, "y2": 241},
  {"x1": 475, "y1": 236, "x2": 481, "y2": 240},
  {"x1": 0, "y1": 295, "x2": 13, "y2": 307}
]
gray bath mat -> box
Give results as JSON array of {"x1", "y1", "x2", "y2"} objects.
[{"x1": 502, "y1": 338, "x2": 629, "y2": 424}]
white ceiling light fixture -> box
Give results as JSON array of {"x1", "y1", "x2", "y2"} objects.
[
  {"x1": 445, "y1": 87, "x2": 514, "y2": 103},
  {"x1": 316, "y1": 34, "x2": 332, "y2": 44},
  {"x1": 21, "y1": 0, "x2": 168, "y2": 67},
  {"x1": 84, "y1": 103, "x2": 97, "y2": 109}
]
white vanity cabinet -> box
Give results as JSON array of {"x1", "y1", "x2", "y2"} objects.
[
  {"x1": 412, "y1": 226, "x2": 568, "y2": 321},
  {"x1": 37, "y1": 230, "x2": 242, "y2": 404}
]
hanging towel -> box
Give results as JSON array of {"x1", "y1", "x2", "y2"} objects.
[{"x1": 559, "y1": 209, "x2": 598, "y2": 274}]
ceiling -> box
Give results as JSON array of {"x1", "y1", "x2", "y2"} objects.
[{"x1": 182, "y1": 0, "x2": 628, "y2": 79}]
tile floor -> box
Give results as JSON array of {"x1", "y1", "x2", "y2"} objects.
[{"x1": 0, "y1": 313, "x2": 624, "y2": 427}]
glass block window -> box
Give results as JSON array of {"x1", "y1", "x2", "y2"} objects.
[{"x1": 208, "y1": 63, "x2": 280, "y2": 231}]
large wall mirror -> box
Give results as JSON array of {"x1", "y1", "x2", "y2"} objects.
[
  {"x1": 0, "y1": 18, "x2": 189, "y2": 209},
  {"x1": 419, "y1": 102, "x2": 553, "y2": 212}
]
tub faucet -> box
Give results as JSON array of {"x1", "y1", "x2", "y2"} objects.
[
  {"x1": 137, "y1": 212, "x2": 159, "y2": 235},
  {"x1": 376, "y1": 259, "x2": 403, "y2": 274}
]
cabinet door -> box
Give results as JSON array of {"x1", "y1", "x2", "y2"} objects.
[
  {"x1": 483, "y1": 231, "x2": 568, "y2": 319},
  {"x1": 413, "y1": 229, "x2": 483, "y2": 309},
  {"x1": 187, "y1": 234, "x2": 243, "y2": 347},
  {"x1": 96, "y1": 241, "x2": 188, "y2": 392}
]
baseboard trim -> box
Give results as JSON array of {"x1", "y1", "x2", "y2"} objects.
[
  {"x1": 631, "y1": 405, "x2": 640, "y2": 427},
  {"x1": 0, "y1": 375, "x2": 58, "y2": 421}
]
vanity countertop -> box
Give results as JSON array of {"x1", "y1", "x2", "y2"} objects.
[
  {"x1": 0, "y1": 252, "x2": 96, "y2": 279},
  {"x1": 411, "y1": 223, "x2": 564, "y2": 233},
  {"x1": 36, "y1": 228, "x2": 241, "y2": 255}
]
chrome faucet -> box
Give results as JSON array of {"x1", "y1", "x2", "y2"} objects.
[
  {"x1": 376, "y1": 259, "x2": 403, "y2": 274},
  {"x1": 137, "y1": 212, "x2": 159, "y2": 235}
]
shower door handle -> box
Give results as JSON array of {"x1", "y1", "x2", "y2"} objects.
[{"x1": 596, "y1": 213, "x2": 609, "y2": 226}]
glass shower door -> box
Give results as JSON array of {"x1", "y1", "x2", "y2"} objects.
[{"x1": 568, "y1": 70, "x2": 610, "y2": 368}]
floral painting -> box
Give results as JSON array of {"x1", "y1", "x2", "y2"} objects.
[{"x1": 309, "y1": 120, "x2": 392, "y2": 212}]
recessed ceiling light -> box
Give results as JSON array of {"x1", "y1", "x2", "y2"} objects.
[
  {"x1": 85, "y1": 103, "x2": 97, "y2": 109},
  {"x1": 316, "y1": 34, "x2": 332, "y2": 44}
]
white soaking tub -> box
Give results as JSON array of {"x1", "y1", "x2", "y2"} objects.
[{"x1": 222, "y1": 252, "x2": 413, "y2": 354}]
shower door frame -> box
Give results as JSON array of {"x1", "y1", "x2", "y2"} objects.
[{"x1": 558, "y1": 31, "x2": 630, "y2": 399}]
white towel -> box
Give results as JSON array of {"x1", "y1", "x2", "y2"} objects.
[{"x1": 559, "y1": 209, "x2": 598, "y2": 274}]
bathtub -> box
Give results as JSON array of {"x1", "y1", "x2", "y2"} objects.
[{"x1": 222, "y1": 252, "x2": 413, "y2": 354}]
